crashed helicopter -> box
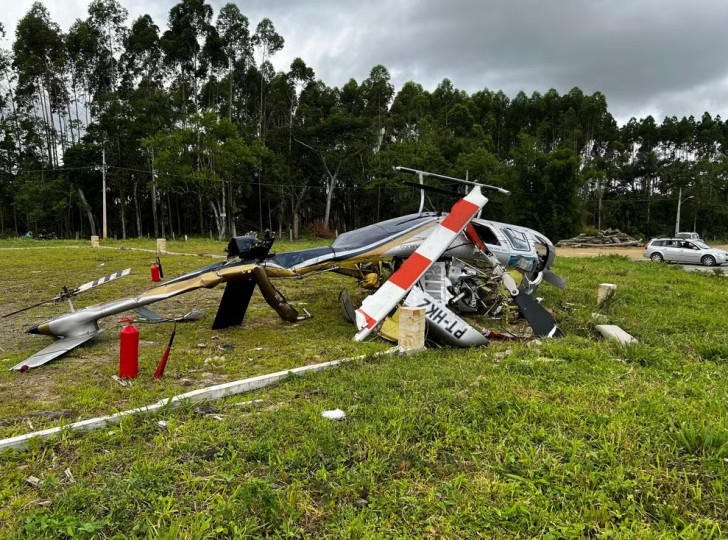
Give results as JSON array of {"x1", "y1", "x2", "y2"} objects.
[{"x1": 5, "y1": 166, "x2": 566, "y2": 371}]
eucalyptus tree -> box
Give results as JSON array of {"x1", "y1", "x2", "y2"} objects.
[
  {"x1": 87, "y1": 0, "x2": 128, "y2": 98},
  {"x1": 161, "y1": 0, "x2": 214, "y2": 118},
  {"x1": 251, "y1": 18, "x2": 283, "y2": 136},
  {"x1": 13, "y1": 2, "x2": 65, "y2": 167},
  {"x1": 387, "y1": 81, "x2": 429, "y2": 143},
  {"x1": 215, "y1": 3, "x2": 251, "y2": 121},
  {"x1": 360, "y1": 64, "x2": 394, "y2": 151},
  {"x1": 121, "y1": 15, "x2": 163, "y2": 92}
]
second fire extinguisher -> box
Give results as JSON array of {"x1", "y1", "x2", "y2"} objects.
[{"x1": 151, "y1": 256, "x2": 164, "y2": 282}]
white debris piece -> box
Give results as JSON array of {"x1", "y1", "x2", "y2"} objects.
[
  {"x1": 596, "y1": 324, "x2": 638, "y2": 345},
  {"x1": 26, "y1": 476, "x2": 40, "y2": 487},
  {"x1": 321, "y1": 409, "x2": 346, "y2": 420},
  {"x1": 157, "y1": 421, "x2": 168, "y2": 429}
]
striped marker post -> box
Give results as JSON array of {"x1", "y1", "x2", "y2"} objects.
[{"x1": 354, "y1": 187, "x2": 488, "y2": 341}]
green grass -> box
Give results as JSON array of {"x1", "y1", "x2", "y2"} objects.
[{"x1": 1, "y1": 244, "x2": 728, "y2": 537}]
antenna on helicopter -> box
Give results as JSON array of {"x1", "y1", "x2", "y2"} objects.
[{"x1": 394, "y1": 166, "x2": 510, "y2": 214}]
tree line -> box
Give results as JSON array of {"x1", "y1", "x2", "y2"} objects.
[{"x1": 1, "y1": 0, "x2": 728, "y2": 243}]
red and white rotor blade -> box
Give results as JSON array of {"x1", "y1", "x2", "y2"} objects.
[{"x1": 354, "y1": 187, "x2": 487, "y2": 341}]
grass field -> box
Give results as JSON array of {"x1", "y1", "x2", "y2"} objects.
[{"x1": 1, "y1": 237, "x2": 728, "y2": 538}]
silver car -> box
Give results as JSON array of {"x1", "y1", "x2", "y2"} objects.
[{"x1": 643, "y1": 238, "x2": 727, "y2": 266}]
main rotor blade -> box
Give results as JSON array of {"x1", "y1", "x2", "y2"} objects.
[
  {"x1": 401, "y1": 180, "x2": 462, "y2": 198},
  {"x1": 1, "y1": 298, "x2": 58, "y2": 318},
  {"x1": 395, "y1": 166, "x2": 511, "y2": 195}
]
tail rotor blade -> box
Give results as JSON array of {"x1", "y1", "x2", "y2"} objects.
[
  {"x1": 74, "y1": 268, "x2": 131, "y2": 294},
  {"x1": 2, "y1": 268, "x2": 131, "y2": 319}
]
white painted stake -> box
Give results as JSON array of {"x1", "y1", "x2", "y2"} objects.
[
  {"x1": 0, "y1": 349, "x2": 396, "y2": 453},
  {"x1": 597, "y1": 283, "x2": 617, "y2": 305}
]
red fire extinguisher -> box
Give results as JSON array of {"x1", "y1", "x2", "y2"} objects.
[
  {"x1": 119, "y1": 324, "x2": 139, "y2": 378},
  {"x1": 151, "y1": 256, "x2": 164, "y2": 282}
]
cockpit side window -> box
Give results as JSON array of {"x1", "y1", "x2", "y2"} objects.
[
  {"x1": 502, "y1": 227, "x2": 530, "y2": 251},
  {"x1": 472, "y1": 223, "x2": 500, "y2": 246}
]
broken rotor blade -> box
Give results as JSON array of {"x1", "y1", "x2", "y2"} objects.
[
  {"x1": 354, "y1": 185, "x2": 488, "y2": 341},
  {"x1": 513, "y1": 293, "x2": 564, "y2": 338}
]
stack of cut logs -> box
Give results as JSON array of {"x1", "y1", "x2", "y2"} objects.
[{"x1": 556, "y1": 229, "x2": 642, "y2": 248}]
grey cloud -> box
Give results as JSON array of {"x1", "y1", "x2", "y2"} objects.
[{"x1": 4, "y1": 0, "x2": 728, "y2": 123}]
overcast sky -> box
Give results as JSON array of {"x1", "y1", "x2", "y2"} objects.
[{"x1": 3, "y1": 0, "x2": 728, "y2": 125}]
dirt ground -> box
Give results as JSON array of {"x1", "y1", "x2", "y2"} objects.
[{"x1": 556, "y1": 244, "x2": 728, "y2": 258}]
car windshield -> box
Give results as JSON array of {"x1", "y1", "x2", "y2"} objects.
[{"x1": 693, "y1": 240, "x2": 710, "y2": 249}]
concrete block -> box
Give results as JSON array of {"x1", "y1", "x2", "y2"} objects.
[
  {"x1": 596, "y1": 324, "x2": 637, "y2": 345},
  {"x1": 156, "y1": 238, "x2": 167, "y2": 252},
  {"x1": 90, "y1": 235, "x2": 99, "y2": 248},
  {"x1": 597, "y1": 283, "x2": 617, "y2": 305}
]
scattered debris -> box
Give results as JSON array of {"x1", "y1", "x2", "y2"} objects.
[
  {"x1": 321, "y1": 409, "x2": 346, "y2": 420},
  {"x1": 591, "y1": 312, "x2": 609, "y2": 322},
  {"x1": 217, "y1": 344, "x2": 235, "y2": 351},
  {"x1": 231, "y1": 399, "x2": 264, "y2": 408},
  {"x1": 556, "y1": 229, "x2": 642, "y2": 247},
  {"x1": 26, "y1": 476, "x2": 40, "y2": 487},
  {"x1": 556, "y1": 302, "x2": 574, "y2": 313},
  {"x1": 493, "y1": 349, "x2": 513, "y2": 360},
  {"x1": 157, "y1": 420, "x2": 168, "y2": 429},
  {"x1": 193, "y1": 405, "x2": 220, "y2": 416},
  {"x1": 64, "y1": 468, "x2": 75, "y2": 484},
  {"x1": 111, "y1": 375, "x2": 130, "y2": 387},
  {"x1": 596, "y1": 324, "x2": 638, "y2": 345}
]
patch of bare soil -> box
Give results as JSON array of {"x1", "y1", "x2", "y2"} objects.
[{"x1": 556, "y1": 244, "x2": 728, "y2": 259}]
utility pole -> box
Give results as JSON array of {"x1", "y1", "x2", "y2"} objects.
[
  {"x1": 102, "y1": 147, "x2": 108, "y2": 239},
  {"x1": 674, "y1": 187, "x2": 694, "y2": 237},
  {"x1": 674, "y1": 187, "x2": 682, "y2": 237}
]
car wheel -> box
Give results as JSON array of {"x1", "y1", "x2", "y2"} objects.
[
  {"x1": 650, "y1": 252, "x2": 664, "y2": 262},
  {"x1": 702, "y1": 255, "x2": 716, "y2": 267}
]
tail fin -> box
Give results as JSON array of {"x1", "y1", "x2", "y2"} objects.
[{"x1": 211, "y1": 280, "x2": 256, "y2": 329}]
